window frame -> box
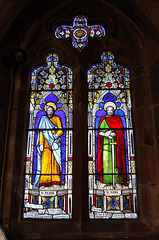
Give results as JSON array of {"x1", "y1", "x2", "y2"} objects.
[{"x1": 0, "y1": 16, "x2": 151, "y2": 240}]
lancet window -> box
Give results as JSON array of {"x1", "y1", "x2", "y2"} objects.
[
  {"x1": 23, "y1": 53, "x2": 73, "y2": 219},
  {"x1": 88, "y1": 52, "x2": 137, "y2": 219}
]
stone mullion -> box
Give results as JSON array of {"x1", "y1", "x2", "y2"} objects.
[{"x1": 73, "y1": 65, "x2": 88, "y2": 229}]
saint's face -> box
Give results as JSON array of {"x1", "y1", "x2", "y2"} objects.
[
  {"x1": 106, "y1": 106, "x2": 114, "y2": 116},
  {"x1": 47, "y1": 106, "x2": 54, "y2": 119}
]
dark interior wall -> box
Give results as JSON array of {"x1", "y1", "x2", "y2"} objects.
[{"x1": 0, "y1": 0, "x2": 159, "y2": 239}]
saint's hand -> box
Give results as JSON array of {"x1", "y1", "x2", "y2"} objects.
[
  {"x1": 99, "y1": 132, "x2": 105, "y2": 136},
  {"x1": 54, "y1": 134, "x2": 59, "y2": 139},
  {"x1": 55, "y1": 138, "x2": 60, "y2": 143},
  {"x1": 40, "y1": 144, "x2": 44, "y2": 152},
  {"x1": 54, "y1": 134, "x2": 60, "y2": 143},
  {"x1": 104, "y1": 130, "x2": 112, "y2": 138},
  {"x1": 110, "y1": 132, "x2": 116, "y2": 138}
]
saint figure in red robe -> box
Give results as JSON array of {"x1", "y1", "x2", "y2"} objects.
[{"x1": 97, "y1": 102, "x2": 127, "y2": 188}]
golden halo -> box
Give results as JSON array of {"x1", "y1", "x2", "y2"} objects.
[
  {"x1": 44, "y1": 102, "x2": 57, "y2": 112},
  {"x1": 104, "y1": 101, "x2": 116, "y2": 111}
]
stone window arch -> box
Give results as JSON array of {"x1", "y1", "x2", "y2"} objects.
[{"x1": 0, "y1": 1, "x2": 156, "y2": 239}]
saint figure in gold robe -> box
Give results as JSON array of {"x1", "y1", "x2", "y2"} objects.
[{"x1": 33, "y1": 102, "x2": 63, "y2": 190}]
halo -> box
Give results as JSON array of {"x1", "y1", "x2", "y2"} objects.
[
  {"x1": 104, "y1": 101, "x2": 116, "y2": 111},
  {"x1": 44, "y1": 102, "x2": 57, "y2": 112}
]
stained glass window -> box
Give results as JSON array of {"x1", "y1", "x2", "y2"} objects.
[
  {"x1": 23, "y1": 53, "x2": 73, "y2": 219},
  {"x1": 55, "y1": 15, "x2": 105, "y2": 51},
  {"x1": 88, "y1": 52, "x2": 137, "y2": 219}
]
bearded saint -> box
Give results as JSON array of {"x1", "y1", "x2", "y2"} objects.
[
  {"x1": 33, "y1": 102, "x2": 63, "y2": 190},
  {"x1": 97, "y1": 102, "x2": 127, "y2": 187}
]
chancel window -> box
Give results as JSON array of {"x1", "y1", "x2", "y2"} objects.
[
  {"x1": 23, "y1": 36, "x2": 138, "y2": 220},
  {"x1": 23, "y1": 53, "x2": 73, "y2": 219},
  {"x1": 88, "y1": 52, "x2": 138, "y2": 219}
]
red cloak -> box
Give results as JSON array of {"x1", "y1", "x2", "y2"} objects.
[{"x1": 97, "y1": 115, "x2": 127, "y2": 185}]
